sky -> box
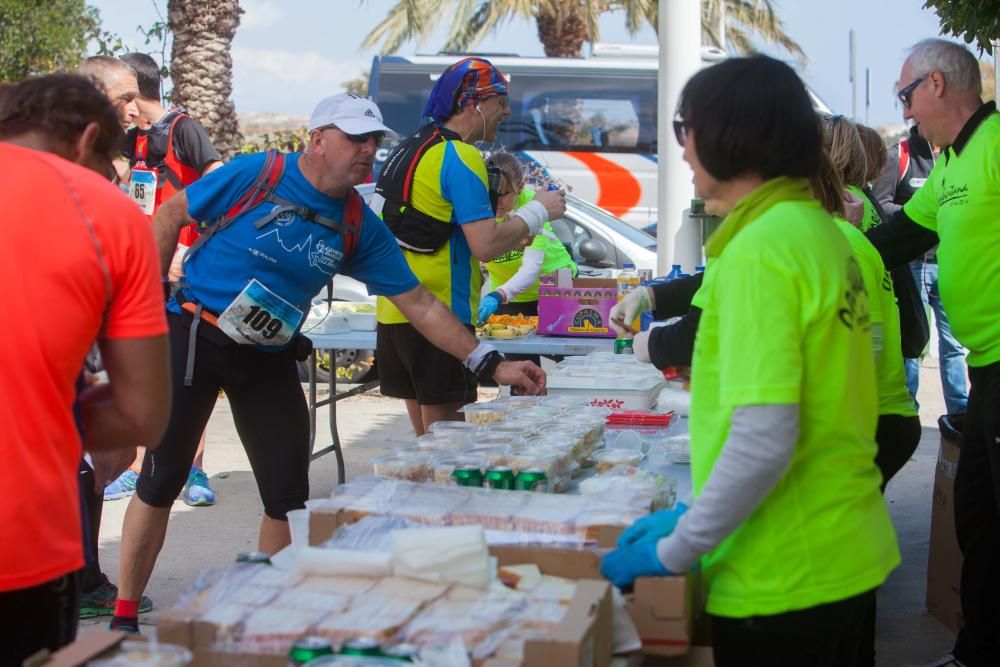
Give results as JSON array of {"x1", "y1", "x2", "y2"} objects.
[{"x1": 84, "y1": 0, "x2": 979, "y2": 128}]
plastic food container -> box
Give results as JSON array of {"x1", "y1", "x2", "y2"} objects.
[
  {"x1": 482, "y1": 423, "x2": 537, "y2": 440},
  {"x1": 546, "y1": 373, "x2": 665, "y2": 412},
  {"x1": 369, "y1": 451, "x2": 433, "y2": 482},
  {"x1": 461, "y1": 401, "x2": 509, "y2": 425},
  {"x1": 495, "y1": 395, "x2": 546, "y2": 409},
  {"x1": 460, "y1": 444, "x2": 511, "y2": 467},
  {"x1": 541, "y1": 395, "x2": 591, "y2": 410},
  {"x1": 427, "y1": 420, "x2": 479, "y2": 434},
  {"x1": 415, "y1": 432, "x2": 470, "y2": 450},
  {"x1": 431, "y1": 455, "x2": 488, "y2": 485},
  {"x1": 593, "y1": 448, "x2": 645, "y2": 473},
  {"x1": 90, "y1": 642, "x2": 192, "y2": 667},
  {"x1": 468, "y1": 433, "x2": 527, "y2": 450},
  {"x1": 507, "y1": 407, "x2": 565, "y2": 425}
]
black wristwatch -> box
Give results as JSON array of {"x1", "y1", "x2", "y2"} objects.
[{"x1": 474, "y1": 350, "x2": 506, "y2": 382}]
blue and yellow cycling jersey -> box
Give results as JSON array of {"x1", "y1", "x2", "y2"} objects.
[{"x1": 377, "y1": 137, "x2": 493, "y2": 325}]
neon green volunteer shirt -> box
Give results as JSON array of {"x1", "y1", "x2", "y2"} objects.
[
  {"x1": 847, "y1": 184, "x2": 883, "y2": 232},
  {"x1": 903, "y1": 106, "x2": 1000, "y2": 367},
  {"x1": 486, "y1": 189, "x2": 577, "y2": 303},
  {"x1": 835, "y1": 218, "x2": 917, "y2": 418},
  {"x1": 689, "y1": 196, "x2": 899, "y2": 618}
]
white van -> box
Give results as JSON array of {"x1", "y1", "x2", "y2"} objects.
[{"x1": 369, "y1": 47, "x2": 831, "y2": 229}]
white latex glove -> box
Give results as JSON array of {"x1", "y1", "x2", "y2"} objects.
[
  {"x1": 633, "y1": 329, "x2": 652, "y2": 363},
  {"x1": 609, "y1": 286, "x2": 654, "y2": 336}
]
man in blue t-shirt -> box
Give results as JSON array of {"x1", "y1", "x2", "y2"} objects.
[{"x1": 111, "y1": 94, "x2": 546, "y2": 634}]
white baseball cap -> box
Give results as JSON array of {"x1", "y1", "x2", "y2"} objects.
[{"x1": 307, "y1": 93, "x2": 396, "y2": 137}]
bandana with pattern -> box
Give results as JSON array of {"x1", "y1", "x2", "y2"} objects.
[{"x1": 422, "y1": 57, "x2": 508, "y2": 124}]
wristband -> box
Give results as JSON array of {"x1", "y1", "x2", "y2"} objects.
[
  {"x1": 473, "y1": 349, "x2": 507, "y2": 382},
  {"x1": 463, "y1": 341, "x2": 498, "y2": 373},
  {"x1": 512, "y1": 199, "x2": 548, "y2": 236}
]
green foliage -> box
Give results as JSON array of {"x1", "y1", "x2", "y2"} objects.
[
  {"x1": 923, "y1": 0, "x2": 999, "y2": 54},
  {"x1": 343, "y1": 70, "x2": 370, "y2": 97},
  {"x1": 239, "y1": 129, "x2": 309, "y2": 154},
  {"x1": 0, "y1": 0, "x2": 103, "y2": 80}
]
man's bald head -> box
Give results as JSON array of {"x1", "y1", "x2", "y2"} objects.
[{"x1": 77, "y1": 56, "x2": 139, "y2": 130}]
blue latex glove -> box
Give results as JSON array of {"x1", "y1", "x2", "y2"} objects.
[
  {"x1": 617, "y1": 502, "x2": 689, "y2": 548},
  {"x1": 600, "y1": 537, "x2": 673, "y2": 590},
  {"x1": 477, "y1": 291, "x2": 502, "y2": 325}
]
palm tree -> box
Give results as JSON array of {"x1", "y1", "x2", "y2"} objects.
[
  {"x1": 362, "y1": 0, "x2": 802, "y2": 60},
  {"x1": 168, "y1": 0, "x2": 243, "y2": 158}
]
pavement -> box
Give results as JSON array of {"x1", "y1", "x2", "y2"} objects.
[{"x1": 81, "y1": 360, "x2": 959, "y2": 666}]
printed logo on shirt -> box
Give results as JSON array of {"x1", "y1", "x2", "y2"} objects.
[
  {"x1": 270, "y1": 204, "x2": 297, "y2": 226},
  {"x1": 491, "y1": 249, "x2": 524, "y2": 264},
  {"x1": 938, "y1": 178, "x2": 969, "y2": 208},
  {"x1": 838, "y1": 256, "x2": 871, "y2": 331},
  {"x1": 311, "y1": 238, "x2": 344, "y2": 274}
]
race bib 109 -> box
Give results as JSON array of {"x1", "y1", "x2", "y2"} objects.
[{"x1": 217, "y1": 279, "x2": 304, "y2": 346}]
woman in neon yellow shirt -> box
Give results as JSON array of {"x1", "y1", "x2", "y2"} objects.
[
  {"x1": 600, "y1": 56, "x2": 899, "y2": 666},
  {"x1": 477, "y1": 151, "x2": 576, "y2": 324},
  {"x1": 823, "y1": 121, "x2": 922, "y2": 491}
]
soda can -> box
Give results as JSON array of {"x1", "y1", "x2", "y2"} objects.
[
  {"x1": 289, "y1": 637, "x2": 335, "y2": 665},
  {"x1": 236, "y1": 551, "x2": 271, "y2": 564},
  {"x1": 515, "y1": 469, "x2": 548, "y2": 492},
  {"x1": 381, "y1": 643, "x2": 420, "y2": 661},
  {"x1": 614, "y1": 338, "x2": 634, "y2": 355},
  {"x1": 452, "y1": 466, "x2": 483, "y2": 487},
  {"x1": 484, "y1": 466, "x2": 516, "y2": 490},
  {"x1": 340, "y1": 637, "x2": 382, "y2": 656}
]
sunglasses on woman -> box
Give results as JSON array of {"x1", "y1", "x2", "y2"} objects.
[{"x1": 673, "y1": 118, "x2": 688, "y2": 147}]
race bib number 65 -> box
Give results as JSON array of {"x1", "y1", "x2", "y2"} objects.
[
  {"x1": 129, "y1": 168, "x2": 157, "y2": 215},
  {"x1": 217, "y1": 279, "x2": 304, "y2": 346}
]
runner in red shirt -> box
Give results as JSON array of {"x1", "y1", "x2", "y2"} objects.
[{"x1": 0, "y1": 73, "x2": 171, "y2": 662}]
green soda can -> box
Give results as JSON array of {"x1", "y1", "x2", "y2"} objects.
[
  {"x1": 515, "y1": 468, "x2": 549, "y2": 492},
  {"x1": 236, "y1": 551, "x2": 271, "y2": 564},
  {"x1": 340, "y1": 637, "x2": 382, "y2": 656},
  {"x1": 452, "y1": 466, "x2": 483, "y2": 487},
  {"x1": 288, "y1": 637, "x2": 335, "y2": 665},
  {"x1": 614, "y1": 338, "x2": 634, "y2": 355},
  {"x1": 381, "y1": 643, "x2": 419, "y2": 661},
  {"x1": 485, "y1": 466, "x2": 516, "y2": 490}
]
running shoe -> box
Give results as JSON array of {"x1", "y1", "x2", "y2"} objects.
[
  {"x1": 183, "y1": 466, "x2": 216, "y2": 507},
  {"x1": 103, "y1": 469, "x2": 139, "y2": 501},
  {"x1": 79, "y1": 577, "x2": 153, "y2": 619},
  {"x1": 109, "y1": 616, "x2": 141, "y2": 634}
]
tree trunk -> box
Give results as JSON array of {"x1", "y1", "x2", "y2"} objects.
[
  {"x1": 168, "y1": 0, "x2": 242, "y2": 158},
  {"x1": 536, "y1": 4, "x2": 589, "y2": 58}
]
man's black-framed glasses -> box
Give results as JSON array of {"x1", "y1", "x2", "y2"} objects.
[
  {"x1": 897, "y1": 75, "x2": 927, "y2": 110},
  {"x1": 673, "y1": 118, "x2": 688, "y2": 147}
]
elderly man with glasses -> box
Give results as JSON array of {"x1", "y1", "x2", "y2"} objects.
[{"x1": 866, "y1": 38, "x2": 999, "y2": 667}]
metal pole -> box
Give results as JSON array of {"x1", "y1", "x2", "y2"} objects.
[
  {"x1": 849, "y1": 30, "x2": 857, "y2": 120},
  {"x1": 994, "y1": 41, "x2": 999, "y2": 105},
  {"x1": 656, "y1": 0, "x2": 701, "y2": 275},
  {"x1": 865, "y1": 67, "x2": 871, "y2": 125}
]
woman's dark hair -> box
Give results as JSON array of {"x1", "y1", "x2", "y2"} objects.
[
  {"x1": 0, "y1": 73, "x2": 123, "y2": 161},
  {"x1": 120, "y1": 52, "x2": 162, "y2": 101},
  {"x1": 677, "y1": 55, "x2": 821, "y2": 182}
]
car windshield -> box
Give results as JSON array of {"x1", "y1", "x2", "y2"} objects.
[{"x1": 566, "y1": 195, "x2": 657, "y2": 249}]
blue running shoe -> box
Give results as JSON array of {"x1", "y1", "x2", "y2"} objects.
[
  {"x1": 183, "y1": 466, "x2": 216, "y2": 506},
  {"x1": 103, "y1": 469, "x2": 139, "y2": 501}
]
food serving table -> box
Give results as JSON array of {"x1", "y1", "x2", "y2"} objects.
[{"x1": 304, "y1": 330, "x2": 615, "y2": 483}]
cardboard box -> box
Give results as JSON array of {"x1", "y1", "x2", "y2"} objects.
[
  {"x1": 310, "y1": 508, "x2": 700, "y2": 658},
  {"x1": 492, "y1": 544, "x2": 699, "y2": 657},
  {"x1": 22, "y1": 631, "x2": 127, "y2": 667},
  {"x1": 926, "y1": 416, "x2": 964, "y2": 634},
  {"x1": 159, "y1": 579, "x2": 611, "y2": 667},
  {"x1": 538, "y1": 274, "x2": 618, "y2": 338}
]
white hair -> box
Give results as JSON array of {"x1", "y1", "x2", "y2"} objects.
[{"x1": 907, "y1": 38, "x2": 982, "y2": 94}]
